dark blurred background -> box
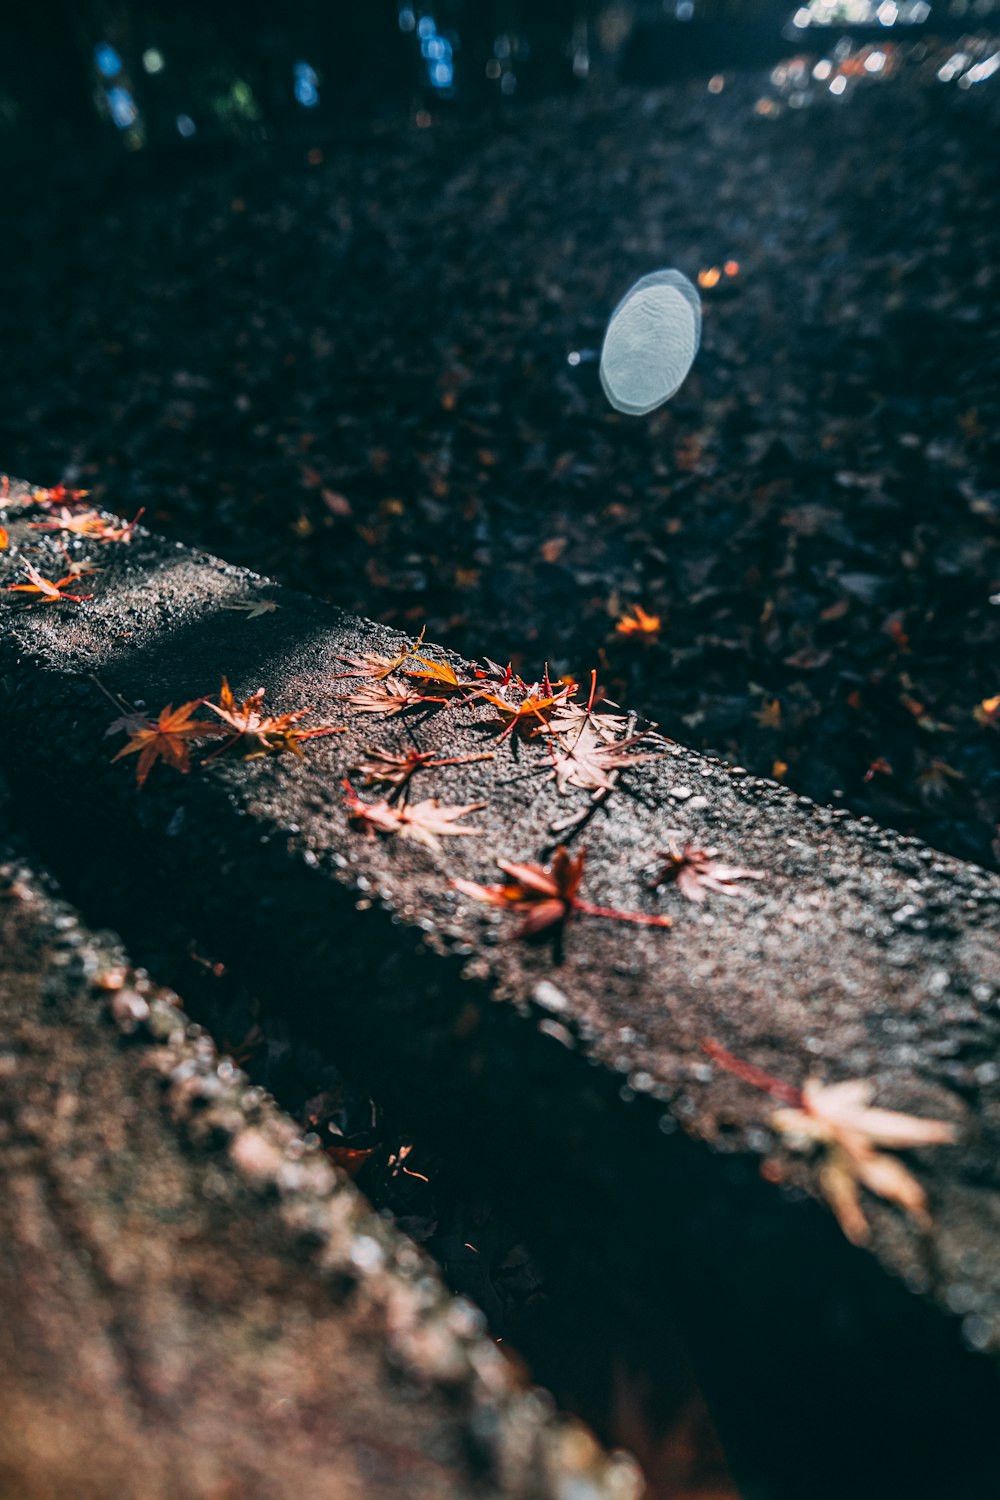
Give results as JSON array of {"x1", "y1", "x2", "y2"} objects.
[
  {"x1": 2, "y1": 1, "x2": 999, "y2": 871},
  {"x1": 0, "y1": 0, "x2": 986, "y2": 151}
]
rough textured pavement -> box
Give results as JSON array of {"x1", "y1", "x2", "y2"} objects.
[{"x1": 2, "y1": 479, "x2": 1000, "y2": 1497}]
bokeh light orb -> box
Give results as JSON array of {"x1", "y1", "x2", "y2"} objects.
[{"x1": 599, "y1": 269, "x2": 701, "y2": 416}]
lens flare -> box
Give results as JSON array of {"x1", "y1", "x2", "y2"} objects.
[{"x1": 599, "y1": 269, "x2": 702, "y2": 417}]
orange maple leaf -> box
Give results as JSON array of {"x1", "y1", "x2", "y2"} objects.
[
  {"x1": 615, "y1": 603, "x2": 661, "y2": 637},
  {"x1": 205, "y1": 677, "x2": 345, "y2": 758},
  {"x1": 974, "y1": 695, "x2": 1000, "y2": 730},
  {"x1": 4, "y1": 559, "x2": 96, "y2": 604},
  {"x1": 403, "y1": 654, "x2": 470, "y2": 691},
  {"x1": 29, "y1": 507, "x2": 143, "y2": 543},
  {"x1": 31, "y1": 484, "x2": 91, "y2": 508},
  {"x1": 477, "y1": 675, "x2": 577, "y2": 741},
  {"x1": 111, "y1": 701, "x2": 217, "y2": 787}
]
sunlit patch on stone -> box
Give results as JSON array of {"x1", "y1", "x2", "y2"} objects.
[{"x1": 599, "y1": 269, "x2": 701, "y2": 416}]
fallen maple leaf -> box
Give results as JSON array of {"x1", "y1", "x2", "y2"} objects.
[
  {"x1": 30, "y1": 507, "x2": 144, "y2": 543},
  {"x1": 403, "y1": 654, "x2": 470, "y2": 691},
  {"x1": 342, "y1": 781, "x2": 485, "y2": 851},
  {"x1": 337, "y1": 678, "x2": 445, "y2": 717},
  {"x1": 544, "y1": 670, "x2": 632, "y2": 745},
  {"x1": 477, "y1": 675, "x2": 577, "y2": 741},
  {"x1": 223, "y1": 598, "x2": 280, "y2": 618},
  {"x1": 702, "y1": 1040, "x2": 957, "y2": 1245},
  {"x1": 205, "y1": 677, "x2": 345, "y2": 758},
  {"x1": 616, "y1": 603, "x2": 661, "y2": 637},
  {"x1": 454, "y1": 845, "x2": 672, "y2": 938},
  {"x1": 753, "y1": 698, "x2": 782, "y2": 730},
  {"x1": 111, "y1": 700, "x2": 218, "y2": 787},
  {"x1": 31, "y1": 484, "x2": 90, "y2": 508},
  {"x1": 4, "y1": 559, "x2": 96, "y2": 605},
  {"x1": 548, "y1": 720, "x2": 663, "y2": 794},
  {"x1": 0, "y1": 527, "x2": 7, "y2": 550},
  {"x1": 974, "y1": 695, "x2": 1000, "y2": 730},
  {"x1": 649, "y1": 843, "x2": 763, "y2": 903},
  {"x1": 351, "y1": 745, "x2": 494, "y2": 790},
  {"x1": 29, "y1": 507, "x2": 101, "y2": 537},
  {"x1": 917, "y1": 758, "x2": 965, "y2": 802},
  {"x1": 334, "y1": 626, "x2": 426, "y2": 681},
  {"x1": 547, "y1": 703, "x2": 631, "y2": 743},
  {"x1": 94, "y1": 510, "x2": 144, "y2": 544}
]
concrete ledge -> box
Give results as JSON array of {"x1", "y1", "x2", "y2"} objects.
[{"x1": 2, "y1": 478, "x2": 1000, "y2": 1495}]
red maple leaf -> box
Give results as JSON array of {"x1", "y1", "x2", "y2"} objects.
[
  {"x1": 476, "y1": 671, "x2": 578, "y2": 742},
  {"x1": 343, "y1": 781, "x2": 485, "y2": 851},
  {"x1": 648, "y1": 843, "x2": 763, "y2": 903},
  {"x1": 454, "y1": 846, "x2": 672, "y2": 938},
  {"x1": 351, "y1": 745, "x2": 493, "y2": 790},
  {"x1": 31, "y1": 484, "x2": 91, "y2": 508}
]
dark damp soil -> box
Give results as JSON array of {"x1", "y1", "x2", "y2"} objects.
[{"x1": 2, "y1": 52, "x2": 999, "y2": 870}]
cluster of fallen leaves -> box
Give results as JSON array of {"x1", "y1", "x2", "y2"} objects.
[
  {"x1": 104, "y1": 677, "x2": 344, "y2": 786},
  {"x1": 332, "y1": 632, "x2": 767, "y2": 934},
  {"x1": 1, "y1": 485, "x2": 140, "y2": 608},
  {"x1": 702, "y1": 1040, "x2": 958, "y2": 1247}
]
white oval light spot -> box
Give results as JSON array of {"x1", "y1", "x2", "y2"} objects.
[{"x1": 600, "y1": 269, "x2": 701, "y2": 417}]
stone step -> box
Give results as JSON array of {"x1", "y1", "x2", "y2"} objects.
[{"x1": 2, "y1": 478, "x2": 999, "y2": 1496}]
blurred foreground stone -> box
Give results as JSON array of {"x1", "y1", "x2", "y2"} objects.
[{"x1": 0, "y1": 837, "x2": 639, "y2": 1500}]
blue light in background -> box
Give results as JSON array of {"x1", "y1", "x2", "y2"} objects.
[
  {"x1": 106, "y1": 86, "x2": 138, "y2": 128},
  {"x1": 94, "y1": 42, "x2": 123, "y2": 79},
  {"x1": 176, "y1": 113, "x2": 196, "y2": 137},
  {"x1": 293, "y1": 61, "x2": 320, "y2": 108},
  {"x1": 414, "y1": 16, "x2": 455, "y2": 92}
]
